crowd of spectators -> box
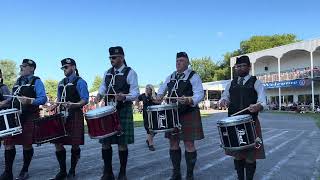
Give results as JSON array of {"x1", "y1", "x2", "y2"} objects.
[{"x1": 257, "y1": 66, "x2": 320, "y2": 83}]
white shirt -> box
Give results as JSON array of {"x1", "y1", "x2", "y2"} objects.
[
  {"x1": 220, "y1": 74, "x2": 267, "y2": 110},
  {"x1": 98, "y1": 64, "x2": 140, "y2": 101},
  {"x1": 158, "y1": 68, "x2": 204, "y2": 107}
]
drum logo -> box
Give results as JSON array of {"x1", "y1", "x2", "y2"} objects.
[
  {"x1": 236, "y1": 128, "x2": 247, "y2": 145},
  {"x1": 158, "y1": 114, "x2": 166, "y2": 128}
]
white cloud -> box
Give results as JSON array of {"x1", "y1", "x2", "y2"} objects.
[{"x1": 216, "y1": 32, "x2": 224, "y2": 38}]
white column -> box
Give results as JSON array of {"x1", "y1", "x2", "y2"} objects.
[
  {"x1": 206, "y1": 89, "x2": 209, "y2": 101},
  {"x1": 252, "y1": 62, "x2": 255, "y2": 76},
  {"x1": 311, "y1": 51, "x2": 315, "y2": 111},
  {"x1": 231, "y1": 65, "x2": 233, "y2": 80},
  {"x1": 293, "y1": 95, "x2": 298, "y2": 103},
  {"x1": 278, "y1": 57, "x2": 281, "y2": 110}
]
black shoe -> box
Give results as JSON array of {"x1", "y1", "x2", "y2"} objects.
[
  {"x1": 50, "y1": 171, "x2": 67, "y2": 180},
  {"x1": 117, "y1": 173, "x2": 127, "y2": 180},
  {"x1": 0, "y1": 171, "x2": 13, "y2": 180},
  {"x1": 146, "y1": 140, "x2": 155, "y2": 151},
  {"x1": 100, "y1": 173, "x2": 115, "y2": 180},
  {"x1": 169, "y1": 173, "x2": 181, "y2": 180},
  {"x1": 66, "y1": 169, "x2": 75, "y2": 179},
  {"x1": 15, "y1": 171, "x2": 29, "y2": 180},
  {"x1": 186, "y1": 174, "x2": 194, "y2": 180},
  {"x1": 148, "y1": 145, "x2": 155, "y2": 151}
]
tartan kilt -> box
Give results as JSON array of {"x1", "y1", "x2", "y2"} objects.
[
  {"x1": 99, "y1": 104, "x2": 134, "y2": 145},
  {"x1": 52, "y1": 109, "x2": 84, "y2": 145},
  {"x1": 225, "y1": 117, "x2": 266, "y2": 161},
  {"x1": 4, "y1": 111, "x2": 40, "y2": 145},
  {"x1": 165, "y1": 108, "x2": 204, "y2": 141}
]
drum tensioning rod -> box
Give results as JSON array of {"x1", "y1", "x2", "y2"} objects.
[
  {"x1": 163, "y1": 96, "x2": 192, "y2": 100},
  {"x1": 4, "y1": 95, "x2": 81, "y2": 105}
]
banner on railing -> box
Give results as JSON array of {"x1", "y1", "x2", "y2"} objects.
[{"x1": 263, "y1": 79, "x2": 311, "y2": 89}]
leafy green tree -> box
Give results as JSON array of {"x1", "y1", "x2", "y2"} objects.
[
  {"x1": 190, "y1": 57, "x2": 218, "y2": 82},
  {"x1": 220, "y1": 34, "x2": 299, "y2": 80},
  {"x1": 90, "y1": 75, "x2": 102, "y2": 92},
  {"x1": 0, "y1": 60, "x2": 18, "y2": 89},
  {"x1": 44, "y1": 79, "x2": 59, "y2": 100}
]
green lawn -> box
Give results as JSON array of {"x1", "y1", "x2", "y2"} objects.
[
  {"x1": 133, "y1": 113, "x2": 144, "y2": 127},
  {"x1": 305, "y1": 113, "x2": 320, "y2": 128}
]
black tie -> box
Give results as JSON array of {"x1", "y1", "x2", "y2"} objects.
[
  {"x1": 115, "y1": 70, "x2": 119, "y2": 74},
  {"x1": 238, "y1": 77, "x2": 245, "y2": 85},
  {"x1": 177, "y1": 73, "x2": 185, "y2": 80}
]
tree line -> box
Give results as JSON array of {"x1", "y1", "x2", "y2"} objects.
[{"x1": 0, "y1": 34, "x2": 299, "y2": 99}]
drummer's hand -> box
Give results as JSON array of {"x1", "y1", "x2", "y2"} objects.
[
  {"x1": 115, "y1": 93, "x2": 126, "y2": 101},
  {"x1": 18, "y1": 96, "x2": 33, "y2": 105},
  {"x1": 48, "y1": 104, "x2": 58, "y2": 111},
  {"x1": 94, "y1": 94, "x2": 102, "y2": 104},
  {"x1": 153, "y1": 96, "x2": 163, "y2": 104},
  {"x1": 178, "y1": 96, "x2": 193, "y2": 105},
  {"x1": 248, "y1": 104, "x2": 262, "y2": 113},
  {"x1": 63, "y1": 102, "x2": 78, "y2": 109},
  {"x1": 219, "y1": 99, "x2": 229, "y2": 108},
  {"x1": 0, "y1": 100, "x2": 8, "y2": 107}
]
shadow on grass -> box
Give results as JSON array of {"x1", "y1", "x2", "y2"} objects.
[{"x1": 266, "y1": 110, "x2": 320, "y2": 128}]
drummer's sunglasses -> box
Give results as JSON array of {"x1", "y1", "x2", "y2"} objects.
[
  {"x1": 61, "y1": 65, "x2": 71, "y2": 70},
  {"x1": 109, "y1": 56, "x2": 120, "y2": 60}
]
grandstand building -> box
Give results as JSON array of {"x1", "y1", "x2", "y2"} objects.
[{"x1": 230, "y1": 38, "x2": 320, "y2": 111}]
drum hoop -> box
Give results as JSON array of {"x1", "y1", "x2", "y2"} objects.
[
  {"x1": 89, "y1": 131, "x2": 118, "y2": 139},
  {"x1": 151, "y1": 128, "x2": 175, "y2": 133},
  {"x1": 147, "y1": 104, "x2": 178, "y2": 111},
  {"x1": 0, "y1": 127, "x2": 23, "y2": 138},
  {"x1": 85, "y1": 108, "x2": 117, "y2": 119},
  {"x1": 217, "y1": 120, "x2": 253, "y2": 127},
  {"x1": 217, "y1": 115, "x2": 252, "y2": 126},
  {"x1": 221, "y1": 143, "x2": 255, "y2": 151},
  {"x1": 34, "y1": 113, "x2": 63, "y2": 123},
  {"x1": 34, "y1": 134, "x2": 68, "y2": 145},
  {"x1": 0, "y1": 108, "x2": 20, "y2": 115}
]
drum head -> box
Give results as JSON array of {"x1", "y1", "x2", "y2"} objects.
[
  {"x1": 0, "y1": 108, "x2": 20, "y2": 115},
  {"x1": 217, "y1": 114, "x2": 252, "y2": 126},
  {"x1": 85, "y1": 106, "x2": 116, "y2": 119},
  {"x1": 147, "y1": 103, "x2": 178, "y2": 111}
]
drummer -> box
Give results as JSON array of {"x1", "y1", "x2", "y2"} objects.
[
  {"x1": 136, "y1": 84, "x2": 159, "y2": 151},
  {"x1": 94, "y1": 46, "x2": 139, "y2": 180},
  {"x1": 219, "y1": 55, "x2": 266, "y2": 180},
  {"x1": 156, "y1": 52, "x2": 204, "y2": 180},
  {"x1": 0, "y1": 68, "x2": 11, "y2": 148},
  {"x1": 49, "y1": 58, "x2": 89, "y2": 180},
  {"x1": 1, "y1": 59, "x2": 47, "y2": 180},
  {"x1": 0, "y1": 68, "x2": 11, "y2": 109}
]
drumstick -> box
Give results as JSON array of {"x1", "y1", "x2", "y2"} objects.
[
  {"x1": 164, "y1": 96, "x2": 192, "y2": 100},
  {"x1": 50, "y1": 101, "x2": 81, "y2": 105},
  {"x1": 104, "y1": 93, "x2": 130, "y2": 96},
  {"x1": 231, "y1": 102, "x2": 262, "y2": 117},
  {"x1": 4, "y1": 95, "x2": 81, "y2": 105},
  {"x1": 91, "y1": 94, "x2": 130, "y2": 98},
  {"x1": 4, "y1": 95, "x2": 34, "y2": 100}
]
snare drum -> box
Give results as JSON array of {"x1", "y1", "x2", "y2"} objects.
[
  {"x1": 33, "y1": 113, "x2": 67, "y2": 144},
  {"x1": 85, "y1": 106, "x2": 121, "y2": 139},
  {"x1": 217, "y1": 115, "x2": 259, "y2": 151},
  {"x1": 147, "y1": 104, "x2": 180, "y2": 133},
  {"x1": 0, "y1": 108, "x2": 22, "y2": 138}
]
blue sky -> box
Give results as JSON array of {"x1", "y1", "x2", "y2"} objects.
[{"x1": 1, "y1": 0, "x2": 320, "y2": 88}]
